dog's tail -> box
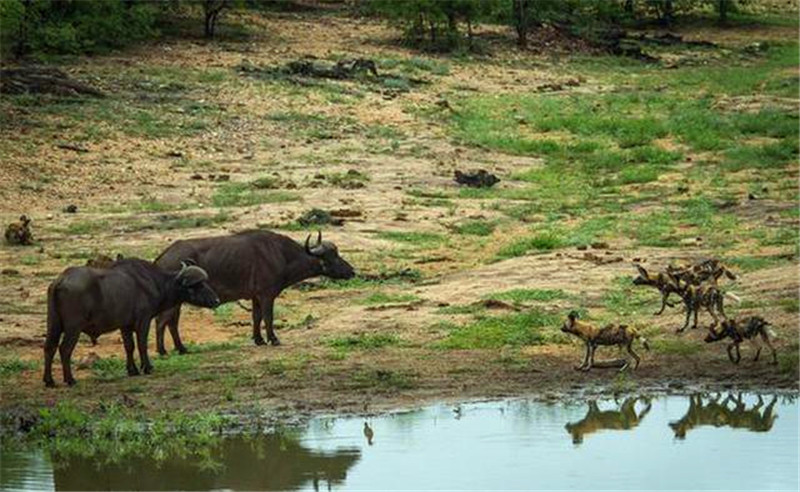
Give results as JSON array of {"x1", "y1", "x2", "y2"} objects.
[
  {"x1": 724, "y1": 292, "x2": 741, "y2": 303},
  {"x1": 764, "y1": 322, "x2": 779, "y2": 340},
  {"x1": 641, "y1": 336, "x2": 650, "y2": 351}
]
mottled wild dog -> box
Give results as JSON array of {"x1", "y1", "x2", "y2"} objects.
[
  {"x1": 672, "y1": 280, "x2": 730, "y2": 333},
  {"x1": 632, "y1": 265, "x2": 682, "y2": 315},
  {"x1": 704, "y1": 316, "x2": 778, "y2": 364},
  {"x1": 561, "y1": 311, "x2": 649, "y2": 372},
  {"x1": 667, "y1": 259, "x2": 737, "y2": 287}
]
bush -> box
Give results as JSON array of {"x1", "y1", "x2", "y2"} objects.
[{"x1": 2, "y1": 0, "x2": 159, "y2": 59}]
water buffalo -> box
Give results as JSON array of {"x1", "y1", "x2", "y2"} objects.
[
  {"x1": 43, "y1": 259, "x2": 220, "y2": 387},
  {"x1": 154, "y1": 230, "x2": 355, "y2": 354}
]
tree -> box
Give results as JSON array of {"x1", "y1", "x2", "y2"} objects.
[{"x1": 203, "y1": 0, "x2": 229, "y2": 39}]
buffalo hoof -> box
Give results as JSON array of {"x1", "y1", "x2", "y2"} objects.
[
  {"x1": 269, "y1": 338, "x2": 281, "y2": 346},
  {"x1": 127, "y1": 366, "x2": 140, "y2": 376},
  {"x1": 254, "y1": 337, "x2": 267, "y2": 346},
  {"x1": 65, "y1": 378, "x2": 76, "y2": 386},
  {"x1": 142, "y1": 365, "x2": 153, "y2": 375},
  {"x1": 176, "y1": 346, "x2": 189, "y2": 355},
  {"x1": 44, "y1": 379, "x2": 56, "y2": 388}
]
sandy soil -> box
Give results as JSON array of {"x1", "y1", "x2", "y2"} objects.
[{"x1": 1, "y1": 10, "x2": 798, "y2": 418}]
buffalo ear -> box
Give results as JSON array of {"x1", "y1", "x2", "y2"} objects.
[{"x1": 181, "y1": 258, "x2": 198, "y2": 267}]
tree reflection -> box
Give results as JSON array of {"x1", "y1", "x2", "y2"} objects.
[{"x1": 52, "y1": 433, "x2": 360, "y2": 491}]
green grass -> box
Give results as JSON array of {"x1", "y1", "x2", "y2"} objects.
[
  {"x1": 436, "y1": 309, "x2": 565, "y2": 349},
  {"x1": 651, "y1": 338, "x2": 703, "y2": 356},
  {"x1": 605, "y1": 276, "x2": 659, "y2": 317},
  {"x1": 486, "y1": 288, "x2": 570, "y2": 304},
  {"x1": 16, "y1": 402, "x2": 228, "y2": 465},
  {"x1": 0, "y1": 357, "x2": 37, "y2": 376},
  {"x1": 326, "y1": 333, "x2": 400, "y2": 350},
  {"x1": 358, "y1": 292, "x2": 420, "y2": 305},
  {"x1": 453, "y1": 219, "x2": 496, "y2": 236},
  {"x1": 495, "y1": 231, "x2": 565, "y2": 259},
  {"x1": 376, "y1": 231, "x2": 445, "y2": 246},
  {"x1": 346, "y1": 369, "x2": 416, "y2": 391},
  {"x1": 211, "y1": 183, "x2": 299, "y2": 207}
]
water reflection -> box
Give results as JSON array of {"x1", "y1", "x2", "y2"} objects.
[
  {"x1": 565, "y1": 397, "x2": 652, "y2": 444},
  {"x1": 49, "y1": 435, "x2": 359, "y2": 491},
  {"x1": 2, "y1": 393, "x2": 796, "y2": 492},
  {"x1": 669, "y1": 393, "x2": 779, "y2": 439}
]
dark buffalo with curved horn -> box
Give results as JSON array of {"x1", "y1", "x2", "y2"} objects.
[
  {"x1": 44, "y1": 258, "x2": 220, "y2": 387},
  {"x1": 153, "y1": 229, "x2": 355, "y2": 354}
]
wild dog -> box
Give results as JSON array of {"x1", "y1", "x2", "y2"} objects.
[
  {"x1": 672, "y1": 280, "x2": 730, "y2": 333},
  {"x1": 561, "y1": 311, "x2": 650, "y2": 372},
  {"x1": 632, "y1": 265, "x2": 682, "y2": 315},
  {"x1": 704, "y1": 316, "x2": 778, "y2": 364},
  {"x1": 667, "y1": 259, "x2": 737, "y2": 287}
]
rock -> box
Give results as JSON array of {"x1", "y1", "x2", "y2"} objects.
[
  {"x1": 190, "y1": 173, "x2": 204, "y2": 180},
  {"x1": 2, "y1": 268, "x2": 20, "y2": 276},
  {"x1": 63, "y1": 204, "x2": 78, "y2": 213},
  {"x1": 166, "y1": 150, "x2": 184, "y2": 158},
  {"x1": 590, "y1": 241, "x2": 609, "y2": 249}
]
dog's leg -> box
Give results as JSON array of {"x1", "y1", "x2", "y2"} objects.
[
  {"x1": 678, "y1": 306, "x2": 692, "y2": 333},
  {"x1": 576, "y1": 342, "x2": 590, "y2": 371},
  {"x1": 583, "y1": 345, "x2": 596, "y2": 371},
  {"x1": 691, "y1": 303, "x2": 699, "y2": 330},
  {"x1": 733, "y1": 343, "x2": 741, "y2": 364},
  {"x1": 727, "y1": 343, "x2": 737, "y2": 363},
  {"x1": 750, "y1": 337, "x2": 762, "y2": 362},
  {"x1": 762, "y1": 331, "x2": 778, "y2": 365},
  {"x1": 626, "y1": 341, "x2": 640, "y2": 370},
  {"x1": 655, "y1": 292, "x2": 669, "y2": 315}
]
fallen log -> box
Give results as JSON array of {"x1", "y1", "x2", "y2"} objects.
[{"x1": 1, "y1": 66, "x2": 104, "y2": 98}]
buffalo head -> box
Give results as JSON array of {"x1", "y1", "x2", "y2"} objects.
[
  {"x1": 305, "y1": 232, "x2": 355, "y2": 280},
  {"x1": 176, "y1": 263, "x2": 220, "y2": 308}
]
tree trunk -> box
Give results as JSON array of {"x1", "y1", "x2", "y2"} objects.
[
  {"x1": 513, "y1": 0, "x2": 528, "y2": 49},
  {"x1": 719, "y1": 0, "x2": 729, "y2": 25}
]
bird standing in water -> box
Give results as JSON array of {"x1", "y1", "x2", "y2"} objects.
[{"x1": 363, "y1": 422, "x2": 374, "y2": 446}]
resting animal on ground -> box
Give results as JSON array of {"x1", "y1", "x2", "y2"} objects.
[
  {"x1": 5, "y1": 215, "x2": 33, "y2": 245},
  {"x1": 154, "y1": 230, "x2": 355, "y2": 354},
  {"x1": 561, "y1": 311, "x2": 649, "y2": 372},
  {"x1": 43, "y1": 259, "x2": 219, "y2": 387},
  {"x1": 704, "y1": 316, "x2": 778, "y2": 365}
]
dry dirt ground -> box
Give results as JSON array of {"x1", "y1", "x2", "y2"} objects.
[{"x1": 1, "y1": 10, "x2": 798, "y2": 418}]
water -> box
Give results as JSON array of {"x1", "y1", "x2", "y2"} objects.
[{"x1": 2, "y1": 393, "x2": 797, "y2": 491}]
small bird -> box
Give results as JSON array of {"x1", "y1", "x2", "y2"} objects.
[{"x1": 363, "y1": 422, "x2": 374, "y2": 446}]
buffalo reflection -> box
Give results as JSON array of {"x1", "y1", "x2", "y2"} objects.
[
  {"x1": 51, "y1": 434, "x2": 360, "y2": 491},
  {"x1": 565, "y1": 397, "x2": 652, "y2": 444},
  {"x1": 669, "y1": 393, "x2": 779, "y2": 439}
]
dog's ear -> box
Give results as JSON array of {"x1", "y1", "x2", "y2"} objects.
[
  {"x1": 568, "y1": 310, "x2": 579, "y2": 320},
  {"x1": 635, "y1": 265, "x2": 648, "y2": 278}
]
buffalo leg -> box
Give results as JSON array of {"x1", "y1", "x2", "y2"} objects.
[
  {"x1": 167, "y1": 307, "x2": 187, "y2": 355},
  {"x1": 135, "y1": 322, "x2": 153, "y2": 374},
  {"x1": 261, "y1": 297, "x2": 279, "y2": 346},
  {"x1": 43, "y1": 325, "x2": 63, "y2": 388},
  {"x1": 251, "y1": 297, "x2": 266, "y2": 346},
  {"x1": 122, "y1": 329, "x2": 139, "y2": 376},
  {"x1": 156, "y1": 309, "x2": 170, "y2": 356},
  {"x1": 59, "y1": 330, "x2": 81, "y2": 386}
]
